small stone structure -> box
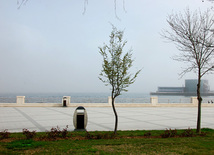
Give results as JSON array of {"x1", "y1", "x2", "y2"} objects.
[
  {"x1": 73, "y1": 106, "x2": 88, "y2": 131},
  {"x1": 0, "y1": 96, "x2": 213, "y2": 107}
]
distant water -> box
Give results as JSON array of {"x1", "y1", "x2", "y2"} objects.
[
  {"x1": 0, "y1": 93, "x2": 150, "y2": 103},
  {"x1": 0, "y1": 92, "x2": 214, "y2": 103}
]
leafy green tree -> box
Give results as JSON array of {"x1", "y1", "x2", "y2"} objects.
[
  {"x1": 99, "y1": 26, "x2": 141, "y2": 135},
  {"x1": 162, "y1": 8, "x2": 214, "y2": 134}
]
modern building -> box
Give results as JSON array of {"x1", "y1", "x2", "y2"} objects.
[
  {"x1": 185, "y1": 79, "x2": 210, "y2": 93},
  {"x1": 158, "y1": 87, "x2": 184, "y2": 93},
  {"x1": 150, "y1": 79, "x2": 213, "y2": 96}
]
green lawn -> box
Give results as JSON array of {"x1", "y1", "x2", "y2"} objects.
[{"x1": 0, "y1": 129, "x2": 214, "y2": 154}]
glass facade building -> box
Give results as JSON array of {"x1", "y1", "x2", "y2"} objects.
[
  {"x1": 158, "y1": 87, "x2": 184, "y2": 93},
  {"x1": 185, "y1": 79, "x2": 210, "y2": 93},
  {"x1": 157, "y1": 79, "x2": 210, "y2": 93},
  {"x1": 151, "y1": 79, "x2": 213, "y2": 96}
]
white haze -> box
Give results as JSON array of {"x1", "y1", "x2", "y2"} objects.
[{"x1": 0, "y1": 0, "x2": 213, "y2": 94}]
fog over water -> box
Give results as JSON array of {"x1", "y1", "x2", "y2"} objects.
[{"x1": 0, "y1": 1, "x2": 213, "y2": 95}]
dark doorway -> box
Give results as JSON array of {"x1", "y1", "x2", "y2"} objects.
[
  {"x1": 77, "y1": 115, "x2": 84, "y2": 129},
  {"x1": 63, "y1": 100, "x2": 66, "y2": 107}
]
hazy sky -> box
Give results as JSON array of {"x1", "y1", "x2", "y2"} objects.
[{"x1": 0, "y1": 0, "x2": 213, "y2": 94}]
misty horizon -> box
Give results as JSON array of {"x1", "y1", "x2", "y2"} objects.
[{"x1": 0, "y1": 1, "x2": 213, "y2": 94}]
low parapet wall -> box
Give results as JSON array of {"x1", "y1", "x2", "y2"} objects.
[{"x1": 0, "y1": 96, "x2": 214, "y2": 107}]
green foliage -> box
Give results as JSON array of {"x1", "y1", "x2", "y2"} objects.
[
  {"x1": 99, "y1": 25, "x2": 141, "y2": 98},
  {"x1": 0, "y1": 129, "x2": 10, "y2": 139},
  {"x1": 181, "y1": 128, "x2": 194, "y2": 137},
  {"x1": 161, "y1": 128, "x2": 177, "y2": 138},
  {"x1": 99, "y1": 25, "x2": 141, "y2": 135},
  {"x1": 85, "y1": 131, "x2": 115, "y2": 139},
  {"x1": 61, "y1": 125, "x2": 69, "y2": 138},
  {"x1": 46, "y1": 125, "x2": 69, "y2": 139},
  {"x1": 144, "y1": 131, "x2": 152, "y2": 137},
  {"x1": 0, "y1": 129, "x2": 213, "y2": 154},
  {"x1": 46, "y1": 126, "x2": 61, "y2": 139},
  {"x1": 22, "y1": 128, "x2": 36, "y2": 140},
  {"x1": 6, "y1": 139, "x2": 46, "y2": 150}
]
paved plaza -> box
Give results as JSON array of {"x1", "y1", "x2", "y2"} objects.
[{"x1": 0, "y1": 107, "x2": 213, "y2": 132}]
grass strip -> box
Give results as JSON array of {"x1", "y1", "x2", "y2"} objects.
[{"x1": 0, "y1": 128, "x2": 213, "y2": 154}]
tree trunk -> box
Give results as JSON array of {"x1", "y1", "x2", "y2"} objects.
[
  {"x1": 196, "y1": 75, "x2": 202, "y2": 134},
  {"x1": 112, "y1": 97, "x2": 118, "y2": 135}
]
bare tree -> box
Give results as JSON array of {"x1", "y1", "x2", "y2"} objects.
[
  {"x1": 99, "y1": 25, "x2": 141, "y2": 135},
  {"x1": 17, "y1": 0, "x2": 28, "y2": 9},
  {"x1": 17, "y1": 0, "x2": 127, "y2": 20},
  {"x1": 162, "y1": 8, "x2": 214, "y2": 134},
  {"x1": 202, "y1": 0, "x2": 214, "y2": 2}
]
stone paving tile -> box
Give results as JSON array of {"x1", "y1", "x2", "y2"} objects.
[
  {"x1": 1, "y1": 121, "x2": 36, "y2": 131},
  {"x1": 0, "y1": 107, "x2": 213, "y2": 133}
]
